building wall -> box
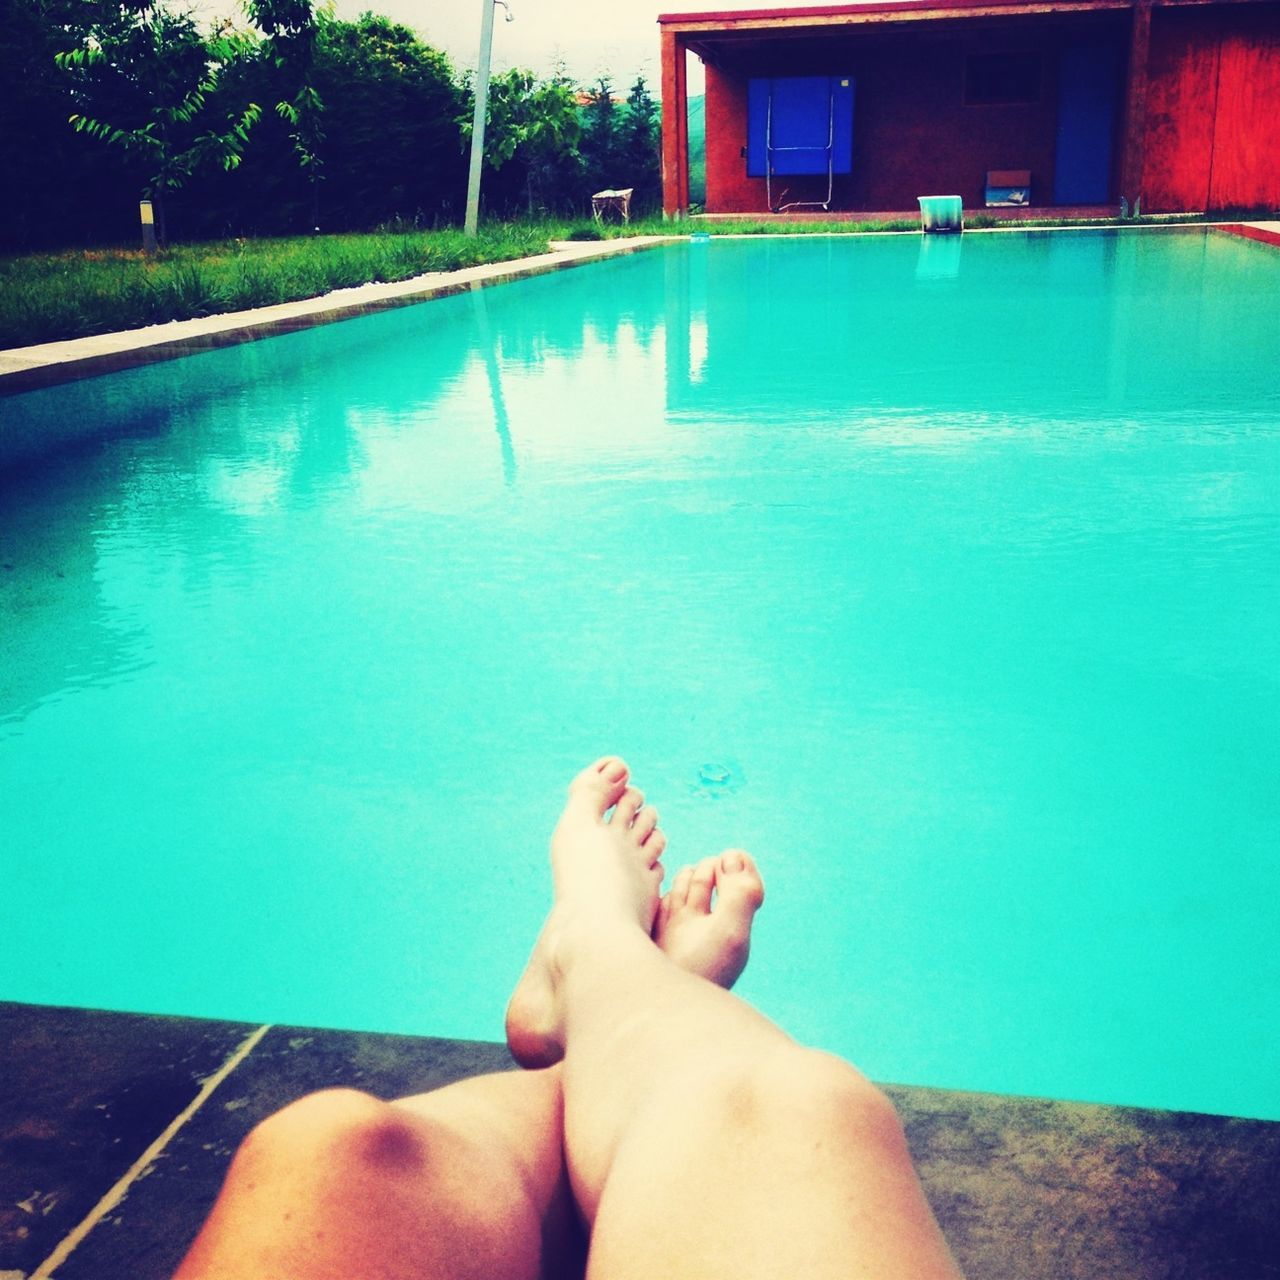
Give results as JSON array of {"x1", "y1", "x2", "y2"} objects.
[
  {"x1": 705, "y1": 22, "x2": 1125, "y2": 213},
  {"x1": 1142, "y1": 3, "x2": 1280, "y2": 212},
  {"x1": 696, "y1": 3, "x2": 1280, "y2": 216},
  {"x1": 705, "y1": 65, "x2": 753, "y2": 210}
]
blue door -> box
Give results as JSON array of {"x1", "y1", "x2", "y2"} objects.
[{"x1": 1054, "y1": 45, "x2": 1121, "y2": 205}]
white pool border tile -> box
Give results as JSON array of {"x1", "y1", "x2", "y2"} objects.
[{"x1": 0, "y1": 237, "x2": 676, "y2": 397}]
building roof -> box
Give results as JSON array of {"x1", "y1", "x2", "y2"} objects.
[{"x1": 658, "y1": 0, "x2": 1263, "y2": 28}]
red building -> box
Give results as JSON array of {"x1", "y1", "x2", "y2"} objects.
[{"x1": 658, "y1": 0, "x2": 1280, "y2": 217}]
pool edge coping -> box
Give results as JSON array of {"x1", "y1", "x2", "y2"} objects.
[
  {"x1": 5, "y1": 998, "x2": 1279, "y2": 1280},
  {"x1": 3, "y1": 220, "x2": 1276, "y2": 402},
  {"x1": 0, "y1": 235, "x2": 678, "y2": 399},
  {"x1": 1213, "y1": 220, "x2": 1280, "y2": 249}
]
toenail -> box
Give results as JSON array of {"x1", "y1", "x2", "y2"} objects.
[
  {"x1": 603, "y1": 760, "x2": 626, "y2": 781},
  {"x1": 722, "y1": 851, "x2": 745, "y2": 873}
]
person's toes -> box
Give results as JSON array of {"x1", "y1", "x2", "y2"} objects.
[
  {"x1": 687, "y1": 856, "x2": 717, "y2": 914},
  {"x1": 567, "y1": 757, "x2": 629, "y2": 818},
  {"x1": 611, "y1": 786, "x2": 645, "y2": 830},
  {"x1": 652, "y1": 849, "x2": 763, "y2": 989},
  {"x1": 715, "y1": 849, "x2": 766, "y2": 918},
  {"x1": 668, "y1": 864, "x2": 693, "y2": 908},
  {"x1": 645, "y1": 830, "x2": 668, "y2": 866},
  {"x1": 631, "y1": 804, "x2": 659, "y2": 845},
  {"x1": 656, "y1": 861, "x2": 689, "y2": 933}
]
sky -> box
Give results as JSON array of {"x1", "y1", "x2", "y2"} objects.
[
  {"x1": 384, "y1": 0, "x2": 684, "y2": 85},
  {"x1": 197, "y1": 1, "x2": 844, "y2": 94}
]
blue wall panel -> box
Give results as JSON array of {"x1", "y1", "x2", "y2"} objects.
[{"x1": 747, "y1": 76, "x2": 855, "y2": 177}]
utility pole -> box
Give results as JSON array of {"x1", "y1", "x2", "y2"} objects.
[{"x1": 464, "y1": 0, "x2": 504, "y2": 237}]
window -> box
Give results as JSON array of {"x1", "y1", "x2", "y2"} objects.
[{"x1": 964, "y1": 52, "x2": 1042, "y2": 105}]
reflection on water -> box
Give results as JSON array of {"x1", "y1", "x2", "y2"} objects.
[
  {"x1": 665, "y1": 229, "x2": 1278, "y2": 429},
  {"x1": 1, "y1": 232, "x2": 1278, "y2": 1121},
  {"x1": 915, "y1": 232, "x2": 963, "y2": 281},
  {"x1": 470, "y1": 288, "x2": 517, "y2": 487}
]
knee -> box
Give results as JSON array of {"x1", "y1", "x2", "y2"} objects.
[
  {"x1": 236, "y1": 1088, "x2": 428, "y2": 1179},
  {"x1": 725, "y1": 1048, "x2": 910, "y2": 1159}
]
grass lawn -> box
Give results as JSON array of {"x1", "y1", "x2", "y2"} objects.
[{"x1": 0, "y1": 224, "x2": 556, "y2": 351}]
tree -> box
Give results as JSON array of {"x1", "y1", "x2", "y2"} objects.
[
  {"x1": 0, "y1": 0, "x2": 135, "y2": 249},
  {"x1": 186, "y1": 10, "x2": 464, "y2": 236},
  {"x1": 619, "y1": 75, "x2": 661, "y2": 214},
  {"x1": 55, "y1": 1, "x2": 261, "y2": 244},
  {"x1": 245, "y1": 0, "x2": 324, "y2": 229},
  {"x1": 312, "y1": 13, "x2": 465, "y2": 228},
  {"x1": 463, "y1": 68, "x2": 582, "y2": 218},
  {"x1": 580, "y1": 76, "x2": 622, "y2": 199}
]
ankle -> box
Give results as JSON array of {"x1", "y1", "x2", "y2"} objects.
[{"x1": 551, "y1": 909, "x2": 655, "y2": 987}]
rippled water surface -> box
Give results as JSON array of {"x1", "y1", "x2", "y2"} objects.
[{"x1": 3, "y1": 230, "x2": 1277, "y2": 1118}]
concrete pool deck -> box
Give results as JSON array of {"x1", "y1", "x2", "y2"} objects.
[
  {"x1": 4, "y1": 220, "x2": 1277, "y2": 404},
  {"x1": 0, "y1": 237, "x2": 677, "y2": 402},
  {"x1": 2, "y1": 1001, "x2": 1278, "y2": 1280}
]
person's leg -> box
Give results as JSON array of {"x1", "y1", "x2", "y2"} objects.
[
  {"x1": 173, "y1": 1065, "x2": 574, "y2": 1280},
  {"x1": 175, "y1": 758, "x2": 770, "y2": 1280},
  {"x1": 506, "y1": 758, "x2": 963, "y2": 1280}
]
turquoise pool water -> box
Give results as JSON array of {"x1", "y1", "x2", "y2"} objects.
[{"x1": 2, "y1": 230, "x2": 1277, "y2": 1120}]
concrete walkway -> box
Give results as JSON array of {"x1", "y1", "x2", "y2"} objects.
[
  {"x1": 1219, "y1": 220, "x2": 1280, "y2": 248},
  {"x1": 0, "y1": 237, "x2": 674, "y2": 397},
  {"x1": 3, "y1": 1001, "x2": 1278, "y2": 1280}
]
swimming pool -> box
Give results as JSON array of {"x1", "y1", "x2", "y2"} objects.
[{"x1": 2, "y1": 229, "x2": 1277, "y2": 1121}]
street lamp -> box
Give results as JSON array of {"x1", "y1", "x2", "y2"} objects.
[{"x1": 464, "y1": 0, "x2": 514, "y2": 237}]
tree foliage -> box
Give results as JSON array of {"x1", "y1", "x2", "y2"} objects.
[
  {"x1": 580, "y1": 77, "x2": 622, "y2": 197},
  {"x1": 462, "y1": 68, "x2": 662, "y2": 219},
  {"x1": 312, "y1": 13, "x2": 465, "y2": 229},
  {"x1": 463, "y1": 68, "x2": 582, "y2": 217},
  {"x1": 580, "y1": 74, "x2": 662, "y2": 214},
  {"x1": 0, "y1": 0, "x2": 665, "y2": 250},
  {"x1": 0, "y1": 0, "x2": 136, "y2": 247},
  {"x1": 54, "y1": 1, "x2": 262, "y2": 243},
  {"x1": 620, "y1": 76, "x2": 662, "y2": 213},
  {"x1": 246, "y1": 0, "x2": 325, "y2": 227}
]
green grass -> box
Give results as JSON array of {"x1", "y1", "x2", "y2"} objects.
[
  {"x1": 0, "y1": 225, "x2": 552, "y2": 351},
  {"x1": 541, "y1": 211, "x2": 1216, "y2": 240},
  {"x1": 687, "y1": 216, "x2": 921, "y2": 235},
  {"x1": 965, "y1": 212, "x2": 1212, "y2": 230},
  {"x1": 683, "y1": 212, "x2": 1215, "y2": 235}
]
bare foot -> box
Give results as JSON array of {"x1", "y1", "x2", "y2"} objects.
[
  {"x1": 506, "y1": 761, "x2": 767, "y2": 1068},
  {"x1": 506, "y1": 757, "x2": 667, "y2": 1068},
  {"x1": 653, "y1": 850, "x2": 765, "y2": 990}
]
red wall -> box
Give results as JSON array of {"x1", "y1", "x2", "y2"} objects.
[
  {"x1": 704, "y1": 20, "x2": 1125, "y2": 213},
  {"x1": 705, "y1": 65, "x2": 753, "y2": 210},
  {"x1": 1140, "y1": 10, "x2": 1219, "y2": 210},
  {"x1": 1210, "y1": 14, "x2": 1280, "y2": 208},
  {"x1": 1140, "y1": 3, "x2": 1280, "y2": 212},
  {"x1": 699, "y1": 4, "x2": 1280, "y2": 216}
]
